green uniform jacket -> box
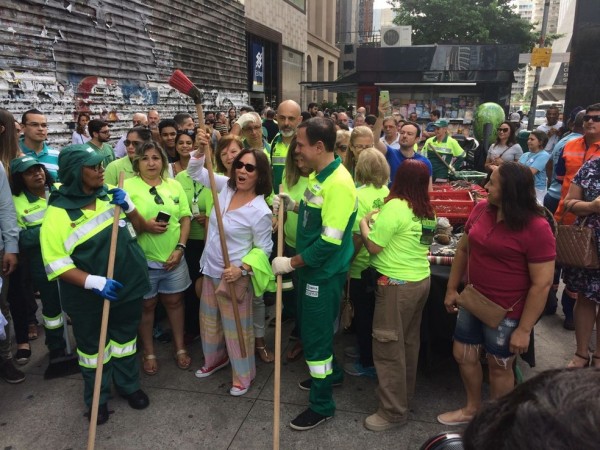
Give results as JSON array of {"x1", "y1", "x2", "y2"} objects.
[
  {"x1": 270, "y1": 133, "x2": 289, "y2": 194},
  {"x1": 296, "y1": 156, "x2": 357, "y2": 282}
]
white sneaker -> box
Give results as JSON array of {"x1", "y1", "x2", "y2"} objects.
[{"x1": 229, "y1": 385, "x2": 249, "y2": 396}]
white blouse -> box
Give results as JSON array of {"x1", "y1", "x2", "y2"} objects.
[{"x1": 188, "y1": 156, "x2": 273, "y2": 278}]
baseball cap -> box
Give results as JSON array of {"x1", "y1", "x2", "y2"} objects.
[
  {"x1": 433, "y1": 119, "x2": 449, "y2": 128},
  {"x1": 10, "y1": 156, "x2": 43, "y2": 174}
]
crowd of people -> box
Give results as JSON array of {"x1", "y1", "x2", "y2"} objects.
[{"x1": 0, "y1": 98, "x2": 599, "y2": 437}]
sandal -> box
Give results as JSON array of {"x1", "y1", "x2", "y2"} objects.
[
  {"x1": 255, "y1": 346, "x2": 274, "y2": 363},
  {"x1": 174, "y1": 349, "x2": 191, "y2": 370},
  {"x1": 28, "y1": 323, "x2": 38, "y2": 340},
  {"x1": 567, "y1": 352, "x2": 590, "y2": 368},
  {"x1": 142, "y1": 354, "x2": 158, "y2": 376},
  {"x1": 286, "y1": 342, "x2": 303, "y2": 362}
]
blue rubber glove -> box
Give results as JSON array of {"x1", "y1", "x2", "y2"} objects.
[
  {"x1": 84, "y1": 275, "x2": 124, "y2": 302},
  {"x1": 108, "y1": 188, "x2": 135, "y2": 213}
]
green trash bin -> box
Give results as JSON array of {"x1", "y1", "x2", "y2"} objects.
[{"x1": 517, "y1": 130, "x2": 530, "y2": 152}]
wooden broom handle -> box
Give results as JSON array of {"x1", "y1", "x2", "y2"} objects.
[{"x1": 273, "y1": 186, "x2": 285, "y2": 450}]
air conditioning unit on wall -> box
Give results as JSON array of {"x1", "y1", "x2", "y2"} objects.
[{"x1": 380, "y1": 26, "x2": 412, "y2": 47}]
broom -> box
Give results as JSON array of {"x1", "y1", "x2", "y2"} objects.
[
  {"x1": 169, "y1": 69, "x2": 246, "y2": 357},
  {"x1": 168, "y1": 69, "x2": 205, "y2": 128}
]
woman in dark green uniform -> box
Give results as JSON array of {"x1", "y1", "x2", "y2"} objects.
[{"x1": 40, "y1": 145, "x2": 151, "y2": 425}]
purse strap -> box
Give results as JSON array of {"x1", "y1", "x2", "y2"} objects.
[
  {"x1": 559, "y1": 199, "x2": 589, "y2": 227},
  {"x1": 465, "y1": 206, "x2": 487, "y2": 284}
]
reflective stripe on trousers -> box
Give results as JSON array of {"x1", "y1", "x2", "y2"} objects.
[
  {"x1": 42, "y1": 313, "x2": 64, "y2": 330},
  {"x1": 77, "y1": 338, "x2": 137, "y2": 368},
  {"x1": 307, "y1": 355, "x2": 333, "y2": 379}
]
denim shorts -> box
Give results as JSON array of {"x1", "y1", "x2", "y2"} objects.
[
  {"x1": 453, "y1": 307, "x2": 519, "y2": 358},
  {"x1": 144, "y1": 258, "x2": 192, "y2": 299}
]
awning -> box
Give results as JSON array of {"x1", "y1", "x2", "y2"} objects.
[{"x1": 299, "y1": 72, "x2": 358, "y2": 92}]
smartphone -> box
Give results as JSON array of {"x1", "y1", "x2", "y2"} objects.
[
  {"x1": 156, "y1": 211, "x2": 171, "y2": 223},
  {"x1": 379, "y1": 90, "x2": 391, "y2": 115}
]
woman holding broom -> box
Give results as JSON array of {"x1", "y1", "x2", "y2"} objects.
[
  {"x1": 40, "y1": 144, "x2": 151, "y2": 425},
  {"x1": 188, "y1": 131, "x2": 273, "y2": 396}
]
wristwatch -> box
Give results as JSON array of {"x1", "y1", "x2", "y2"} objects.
[{"x1": 240, "y1": 267, "x2": 249, "y2": 277}]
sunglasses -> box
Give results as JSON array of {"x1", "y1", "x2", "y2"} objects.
[
  {"x1": 149, "y1": 186, "x2": 164, "y2": 205},
  {"x1": 497, "y1": 127, "x2": 510, "y2": 132},
  {"x1": 125, "y1": 140, "x2": 143, "y2": 147},
  {"x1": 177, "y1": 129, "x2": 196, "y2": 137},
  {"x1": 583, "y1": 115, "x2": 600, "y2": 123},
  {"x1": 336, "y1": 144, "x2": 348, "y2": 151},
  {"x1": 233, "y1": 160, "x2": 256, "y2": 172}
]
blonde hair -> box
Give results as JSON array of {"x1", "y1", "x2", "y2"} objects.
[
  {"x1": 355, "y1": 148, "x2": 390, "y2": 188},
  {"x1": 345, "y1": 126, "x2": 374, "y2": 175},
  {"x1": 336, "y1": 129, "x2": 351, "y2": 144}
]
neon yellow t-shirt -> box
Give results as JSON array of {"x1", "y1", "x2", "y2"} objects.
[
  {"x1": 350, "y1": 184, "x2": 389, "y2": 279},
  {"x1": 124, "y1": 176, "x2": 191, "y2": 263},
  {"x1": 175, "y1": 170, "x2": 211, "y2": 240},
  {"x1": 368, "y1": 198, "x2": 432, "y2": 281},
  {"x1": 281, "y1": 170, "x2": 310, "y2": 249}
]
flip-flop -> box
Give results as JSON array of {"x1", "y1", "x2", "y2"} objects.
[
  {"x1": 286, "y1": 342, "x2": 303, "y2": 362},
  {"x1": 142, "y1": 354, "x2": 158, "y2": 376},
  {"x1": 174, "y1": 349, "x2": 191, "y2": 370}
]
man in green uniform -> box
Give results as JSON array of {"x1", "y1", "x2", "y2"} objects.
[
  {"x1": 270, "y1": 100, "x2": 302, "y2": 193},
  {"x1": 272, "y1": 117, "x2": 357, "y2": 430},
  {"x1": 424, "y1": 119, "x2": 465, "y2": 182},
  {"x1": 40, "y1": 145, "x2": 151, "y2": 425}
]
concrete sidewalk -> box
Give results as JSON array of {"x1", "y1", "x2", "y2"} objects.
[{"x1": 0, "y1": 311, "x2": 575, "y2": 450}]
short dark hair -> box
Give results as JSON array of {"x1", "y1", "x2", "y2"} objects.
[
  {"x1": 530, "y1": 129, "x2": 549, "y2": 148},
  {"x1": 495, "y1": 161, "x2": 544, "y2": 230},
  {"x1": 88, "y1": 119, "x2": 109, "y2": 137},
  {"x1": 266, "y1": 109, "x2": 276, "y2": 119},
  {"x1": 402, "y1": 121, "x2": 421, "y2": 137},
  {"x1": 173, "y1": 113, "x2": 193, "y2": 128},
  {"x1": 586, "y1": 102, "x2": 600, "y2": 113},
  {"x1": 430, "y1": 110, "x2": 441, "y2": 119},
  {"x1": 301, "y1": 111, "x2": 311, "y2": 122},
  {"x1": 365, "y1": 114, "x2": 377, "y2": 126},
  {"x1": 297, "y1": 117, "x2": 337, "y2": 152},
  {"x1": 127, "y1": 126, "x2": 152, "y2": 143},
  {"x1": 308, "y1": 103, "x2": 318, "y2": 110},
  {"x1": 227, "y1": 148, "x2": 273, "y2": 196},
  {"x1": 22, "y1": 109, "x2": 43, "y2": 124},
  {"x1": 463, "y1": 368, "x2": 600, "y2": 450},
  {"x1": 159, "y1": 119, "x2": 178, "y2": 133}
]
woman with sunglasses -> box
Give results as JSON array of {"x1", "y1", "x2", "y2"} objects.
[
  {"x1": 40, "y1": 144, "x2": 152, "y2": 424},
  {"x1": 519, "y1": 130, "x2": 550, "y2": 205},
  {"x1": 485, "y1": 122, "x2": 523, "y2": 172},
  {"x1": 345, "y1": 126, "x2": 375, "y2": 177},
  {"x1": 335, "y1": 129, "x2": 351, "y2": 162},
  {"x1": 123, "y1": 142, "x2": 192, "y2": 375},
  {"x1": 210, "y1": 134, "x2": 275, "y2": 363},
  {"x1": 104, "y1": 127, "x2": 152, "y2": 185},
  {"x1": 188, "y1": 135, "x2": 273, "y2": 396}
]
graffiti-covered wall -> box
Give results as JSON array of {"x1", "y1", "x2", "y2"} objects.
[{"x1": 0, "y1": 0, "x2": 247, "y2": 147}]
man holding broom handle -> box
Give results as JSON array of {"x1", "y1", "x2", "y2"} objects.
[{"x1": 272, "y1": 117, "x2": 357, "y2": 430}]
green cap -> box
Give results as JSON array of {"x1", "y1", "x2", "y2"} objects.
[
  {"x1": 58, "y1": 144, "x2": 105, "y2": 181},
  {"x1": 10, "y1": 156, "x2": 43, "y2": 174},
  {"x1": 433, "y1": 119, "x2": 449, "y2": 128}
]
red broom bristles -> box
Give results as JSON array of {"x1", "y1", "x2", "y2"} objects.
[{"x1": 169, "y1": 69, "x2": 202, "y2": 104}]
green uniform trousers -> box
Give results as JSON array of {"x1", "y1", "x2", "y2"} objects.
[
  {"x1": 297, "y1": 272, "x2": 345, "y2": 416},
  {"x1": 61, "y1": 287, "x2": 143, "y2": 407},
  {"x1": 29, "y1": 250, "x2": 66, "y2": 352}
]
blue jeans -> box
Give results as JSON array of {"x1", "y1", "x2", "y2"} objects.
[{"x1": 454, "y1": 307, "x2": 519, "y2": 358}]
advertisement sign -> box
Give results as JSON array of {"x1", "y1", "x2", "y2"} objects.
[{"x1": 252, "y1": 43, "x2": 264, "y2": 92}]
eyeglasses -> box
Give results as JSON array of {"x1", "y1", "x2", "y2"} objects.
[
  {"x1": 26, "y1": 122, "x2": 48, "y2": 128},
  {"x1": 583, "y1": 115, "x2": 600, "y2": 123},
  {"x1": 336, "y1": 144, "x2": 348, "y2": 151},
  {"x1": 84, "y1": 163, "x2": 104, "y2": 172},
  {"x1": 497, "y1": 127, "x2": 510, "y2": 132},
  {"x1": 149, "y1": 186, "x2": 164, "y2": 205},
  {"x1": 233, "y1": 160, "x2": 256, "y2": 172},
  {"x1": 177, "y1": 130, "x2": 196, "y2": 137}
]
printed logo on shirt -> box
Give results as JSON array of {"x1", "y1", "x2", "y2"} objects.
[
  {"x1": 420, "y1": 218, "x2": 436, "y2": 246},
  {"x1": 306, "y1": 284, "x2": 319, "y2": 298}
]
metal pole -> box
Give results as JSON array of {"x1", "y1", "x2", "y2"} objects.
[{"x1": 527, "y1": 0, "x2": 551, "y2": 131}]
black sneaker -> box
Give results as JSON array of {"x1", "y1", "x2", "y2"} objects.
[
  {"x1": 290, "y1": 408, "x2": 332, "y2": 431},
  {"x1": 15, "y1": 348, "x2": 32, "y2": 365},
  {"x1": 0, "y1": 359, "x2": 26, "y2": 384},
  {"x1": 563, "y1": 318, "x2": 575, "y2": 331},
  {"x1": 298, "y1": 378, "x2": 342, "y2": 391},
  {"x1": 86, "y1": 403, "x2": 109, "y2": 425}
]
